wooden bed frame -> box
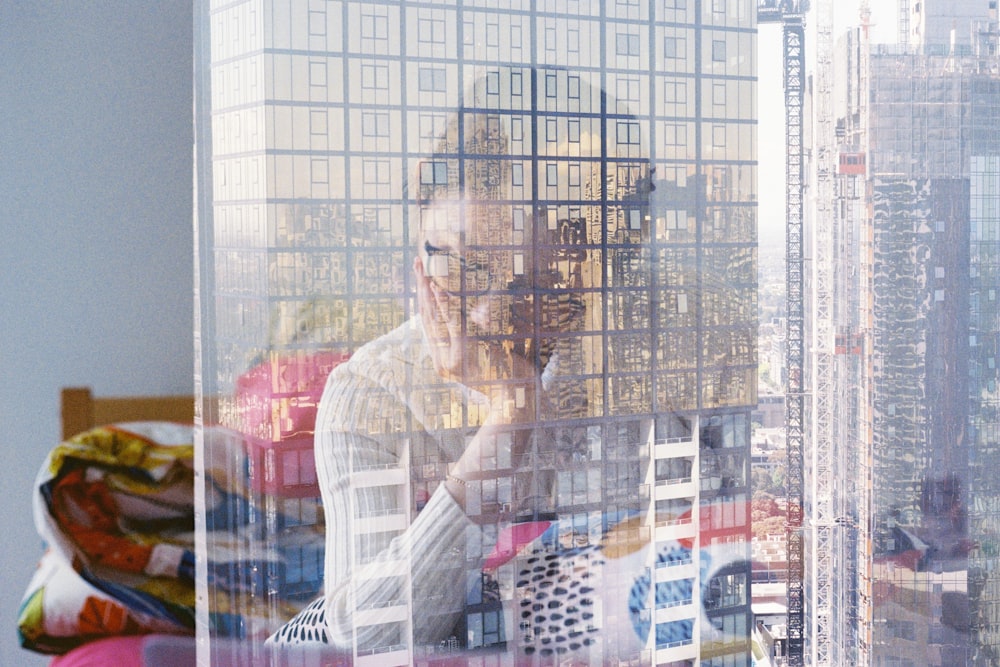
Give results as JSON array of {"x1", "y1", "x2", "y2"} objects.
[{"x1": 60, "y1": 386, "x2": 195, "y2": 440}]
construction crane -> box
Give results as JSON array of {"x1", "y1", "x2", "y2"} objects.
[
  {"x1": 756, "y1": 1, "x2": 810, "y2": 665},
  {"x1": 808, "y1": 0, "x2": 836, "y2": 664}
]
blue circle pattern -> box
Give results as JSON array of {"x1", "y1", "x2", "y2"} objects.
[{"x1": 628, "y1": 544, "x2": 706, "y2": 648}]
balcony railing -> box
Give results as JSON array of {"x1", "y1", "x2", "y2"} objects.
[
  {"x1": 655, "y1": 516, "x2": 693, "y2": 528},
  {"x1": 356, "y1": 598, "x2": 404, "y2": 611},
  {"x1": 656, "y1": 596, "x2": 693, "y2": 609},
  {"x1": 355, "y1": 507, "x2": 405, "y2": 519},
  {"x1": 356, "y1": 643, "x2": 408, "y2": 656},
  {"x1": 656, "y1": 553, "x2": 694, "y2": 568},
  {"x1": 656, "y1": 476, "x2": 693, "y2": 486},
  {"x1": 353, "y1": 462, "x2": 401, "y2": 472}
]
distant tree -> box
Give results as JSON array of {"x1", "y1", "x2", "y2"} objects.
[
  {"x1": 752, "y1": 515, "x2": 786, "y2": 540},
  {"x1": 751, "y1": 495, "x2": 786, "y2": 540},
  {"x1": 752, "y1": 467, "x2": 782, "y2": 496}
]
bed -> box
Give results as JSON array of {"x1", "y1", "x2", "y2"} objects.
[
  {"x1": 15, "y1": 388, "x2": 199, "y2": 665},
  {"x1": 20, "y1": 378, "x2": 341, "y2": 666},
  {"x1": 21, "y1": 387, "x2": 330, "y2": 666}
]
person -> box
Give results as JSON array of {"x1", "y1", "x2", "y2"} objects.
[
  {"x1": 318, "y1": 107, "x2": 590, "y2": 650},
  {"x1": 270, "y1": 77, "x2": 665, "y2": 660}
]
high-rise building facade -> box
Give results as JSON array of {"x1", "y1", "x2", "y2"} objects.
[
  {"x1": 896, "y1": 0, "x2": 994, "y2": 51},
  {"x1": 818, "y1": 7, "x2": 1000, "y2": 665},
  {"x1": 195, "y1": 1, "x2": 757, "y2": 665}
]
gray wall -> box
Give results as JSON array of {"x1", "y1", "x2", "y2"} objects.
[{"x1": 0, "y1": 3, "x2": 193, "y2": 664}]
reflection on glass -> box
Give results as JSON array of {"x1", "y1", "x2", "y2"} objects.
[
  {"x1": 196, "y1": 1, "x2": 757, "y2": 665},
  {"x1": 817, "y1": 18, "x2": 1000, "y2": 666}
]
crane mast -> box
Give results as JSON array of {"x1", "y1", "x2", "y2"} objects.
[
  {"x1": 808, "y1": 0, "x2": 836, "y2": 664},
  {"x1": 782, "y1": 14, "x2": 806, "y2": 665},
  {"x1": 756, "y1": 1, "x2": 809, "y2": 664}
]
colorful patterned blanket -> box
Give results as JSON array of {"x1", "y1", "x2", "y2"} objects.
[{"x1": 17, "y1": 421, "x2": 323, "y2": 655}]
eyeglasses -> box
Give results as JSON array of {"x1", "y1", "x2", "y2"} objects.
[{"x1": 423, "y1": 240, "x2": 499, "y2": 297}]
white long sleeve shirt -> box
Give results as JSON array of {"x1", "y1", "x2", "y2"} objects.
[{"x1": 313, "y1": 318, "x2": 482, "y2": 649}]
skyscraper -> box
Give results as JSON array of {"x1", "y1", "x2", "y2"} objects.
[
  {"x1": 195, "y1": 2, "x2": 758, "y2": 665},
  {"x1": 896, "y1": 0, "x2": 993, "y2": 51},
  {"x1": 816, "y1": 5, "x2": 1000, "y2": 665}
]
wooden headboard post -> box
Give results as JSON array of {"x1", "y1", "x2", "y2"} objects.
[
  {"x1": 61, "y1": 387, "x2": 95, "y2": 441},
  {"x1": 60, "y1": 387, "x2": 196, "y2": 440}
]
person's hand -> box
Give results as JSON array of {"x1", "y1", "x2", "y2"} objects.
[
  {"x1": 415, "y1": 255, "x2": 472, "y2": 382},
  {"x1": 415, "y1": 255, "x2": 536, "y2": 387}
]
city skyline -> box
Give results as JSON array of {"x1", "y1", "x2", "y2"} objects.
[{"x1": 808, "y1": 1, "x2": 1000, "y2": 664}]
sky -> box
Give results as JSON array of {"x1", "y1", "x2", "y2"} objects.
[{"x1": 757, "y1": 0, "x2": 898, "y2": 245}]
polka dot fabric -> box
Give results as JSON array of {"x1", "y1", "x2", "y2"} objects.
[
  {"x1": 266, "y1": 596, "x2": 328, "y2": 646},
  {"x1": 514, "y1": 543, "x2": 604, "y2": 659}
]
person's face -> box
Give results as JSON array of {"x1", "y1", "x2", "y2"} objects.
[
  {"x1": 415, "y1": 193, "x2": 589, "y2": 388},
  {"x1": 414, "y1": 197, "x2": 523, "y2": 384}
]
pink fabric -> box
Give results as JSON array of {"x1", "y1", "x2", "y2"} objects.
[
  {"x1": 482, "y1": 521, "x2": 551, "y2": 570},
  {"x1": 236, "y1": 352, "x2": 350, "y2": 497},
  {"x1": 236, "y1": 352, "x2": 349, "y2": 441},
  {"x1": 49, "y1": 635, "x2": 148, "y2": 667},
  {"x1": 48, "y1": 635, "x2": 196, "y2": 667}
]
